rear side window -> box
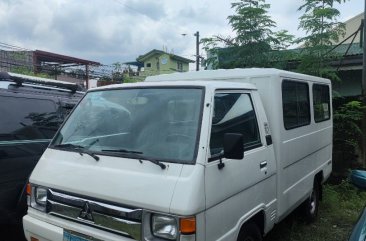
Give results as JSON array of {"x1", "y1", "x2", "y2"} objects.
[
  {"x1": 282, "y1": 80, "x2": 310, "y2": 130},
  {"x1": 313, "y1": 84, "x2": 330, "y2": 122},
  {"x1": 0, "y1": 96, "x2": 59, "y2": 141},
  {"x1": 209, "y1": 93, "x2": 261, "y2": 157}
]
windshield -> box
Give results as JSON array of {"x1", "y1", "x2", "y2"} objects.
[{"x1": 51, "y1": 87, "x2": 203, "y2": 164}]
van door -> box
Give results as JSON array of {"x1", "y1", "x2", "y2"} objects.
[{"x1": 204, "y1": 90, "x2": 276, "y2": 240}]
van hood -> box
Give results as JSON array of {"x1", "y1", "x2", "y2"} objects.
[{"x1": 30, "y1": 149, "x2": 184, "y2": 213}]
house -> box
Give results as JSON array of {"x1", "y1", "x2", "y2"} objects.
[
  {"x1": 331, "y1": 12, "x2": 363, "y2": 97},
  {"x1": 136, "y1": 49, "x2": 194, "y2": 76}
]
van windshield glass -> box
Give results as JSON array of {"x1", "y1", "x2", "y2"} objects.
[{"x1": 51, "y1": 87, "x2": 203, "y2": 164}]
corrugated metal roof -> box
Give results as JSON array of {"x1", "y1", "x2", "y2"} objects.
[
  {"x1": 34, "y1": 50, "x2": 100, "y2": 65},
  {"x1": 216, "y1": 43, "x2": 363, "y2": 66},
  {"x1": 332, "y1": 43, "x2": 363, "y2": 56}
]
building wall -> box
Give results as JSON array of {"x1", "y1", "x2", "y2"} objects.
[
  {"x1": 143, "y1": 53, "x2": 190, "y2": 76},
  {"x1": 334, "y1": 13, "x2": 363, "y2": 45},
  {"x1": 181, "y1": 61, "x2": 189, "y2": 72}
]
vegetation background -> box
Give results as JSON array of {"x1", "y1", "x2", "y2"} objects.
[{"x1": 265, "y1": 182, "x2": 366, "y2": 241}]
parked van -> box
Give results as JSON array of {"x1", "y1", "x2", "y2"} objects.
[
  {"x1": 0, "y1": 72, "x2": 83, "y2": 225},
  {"x1": 23, "y1": 69, "x2": 332, "y2": 241}
]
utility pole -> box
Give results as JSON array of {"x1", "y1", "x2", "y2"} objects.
[
  {"x1": 54, "y1": 65, "x2": 58, "y2": 80},
  {"x1": 363, "y1": 8, "x2": 366, "y2": 92},
  {"x1": 362, "y1": 6, "x2": 366, "y2": 166},
  {"x1": 85, "y1": 64, "x2": 89, "y2": 90},
  {"x1": 194, "y1": 31, "x2": 200, "y2": 71}
]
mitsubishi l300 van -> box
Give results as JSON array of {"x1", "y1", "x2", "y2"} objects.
[{"x1": 23, "y1": 69, "x2": 332, "y2": 241}]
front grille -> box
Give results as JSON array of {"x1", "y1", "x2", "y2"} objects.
[{"x1": 46, "y1": 189, "x2": 142, "y2": 240}]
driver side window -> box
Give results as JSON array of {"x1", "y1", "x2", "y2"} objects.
[{"x1": 209, "y1": 92, "x2": 261, "y2": 157}]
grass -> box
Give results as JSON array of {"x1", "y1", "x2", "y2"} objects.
[{"x1": 264, "y1": 180, "x2": 366, "y2": 241}]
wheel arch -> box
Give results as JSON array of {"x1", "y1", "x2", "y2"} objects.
[{"x1": 237, "y1": 210, "x2": 265, "y2": 241}]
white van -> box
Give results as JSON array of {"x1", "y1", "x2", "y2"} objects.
[{"x1": 23, "y1": 68, "x2": 332, "y2": 241}]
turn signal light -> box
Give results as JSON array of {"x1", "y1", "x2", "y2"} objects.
[
  {"x1": 180, "y1": 217, "x2": 196, "y2": 234},
  {"x1": 26, "y1": 183, "x2": 31, "y2": 196}
]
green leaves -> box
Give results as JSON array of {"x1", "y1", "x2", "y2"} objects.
[
  {"x1": 273, "y1": 30, "x2": 296, "y2": 50},
  {"x1": 228, "y1": 0, "x2": 276, "y2": 45},
  {"x1": 297, "y1": 0, "x2": 346, "y2": 45},
  {"x1": 296, "y1": 0, "x2": 347, "y2": 80},
  {"x1": 334, "y1": 100, "x2": 365, "y2": 150},
  {"x1": 201, "y1": 0, "x2": 294, "y2": 69}
]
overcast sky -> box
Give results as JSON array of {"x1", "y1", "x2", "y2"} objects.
[{"x1": 0, "y1": 0, "x2": 363, "y2": 67}]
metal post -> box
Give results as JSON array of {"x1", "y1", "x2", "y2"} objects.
[
  {"x1": 363, "y1": 9, "x2": 366, "y2": 92},
  {"x1": 85, "y1": 64, "x2": 89, "y2": 89},
  {"x1": 54, "y1": 65, "x2": 57, "y2": 80},
  {"x1": 194, "y1": 31, "x2": 200, "y2": 71},
  {"x1": 362, "y1": 7, "x2": 366, "y2": 166}
]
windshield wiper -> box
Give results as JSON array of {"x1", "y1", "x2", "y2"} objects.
[
  {"x1": 53, "y1": 143, "x2": 84, "y2": 149},
  {"x1": 101, "y1": 149, "x2": 166, "y2": 169},
  {"x1": 101, "y1": 149, "x2": 143, "y2": 154},
  {"x1": 53, "y1": 143, "x2": 100, "y2": 161}
]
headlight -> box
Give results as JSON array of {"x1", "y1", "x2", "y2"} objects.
[
  {"x1": 30, "y1": 185, "x2": 48, "y2": 212},
  {"x1": 35, "y1": 187, "x2": 47, "y2": 205},
  {"x1": 152, "y1": 214, "x2": 178, "y2": 240}
]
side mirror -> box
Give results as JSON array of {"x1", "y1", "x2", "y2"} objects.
[{"x1": 224, "y1": 133, "x2": 244, "y2": 160}]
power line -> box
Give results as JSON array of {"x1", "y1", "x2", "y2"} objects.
[
  {"x1": 0, "y1": 42, "x2": 31, "y2": 51},
  {"x1": 112, "y1": 0, "x2": 154, "y2": 20}
]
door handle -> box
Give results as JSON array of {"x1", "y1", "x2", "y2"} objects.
[{"x1": 260, "y1": 161, "x2": 267, "y2": 169}]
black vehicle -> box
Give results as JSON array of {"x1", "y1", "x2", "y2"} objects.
[{"x1": 0, "y1": 72, "x2": 84, "y2": 224}]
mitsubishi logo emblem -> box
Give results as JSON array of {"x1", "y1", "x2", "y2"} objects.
[{"x1": 78, "y1": 202, "x2": 94, "y2": 223}]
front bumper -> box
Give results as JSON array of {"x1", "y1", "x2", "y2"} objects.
[
  {"x1": 23, "y1": 215, "x2": 62, "y2": 241},
  {"x1": 23, "y1": 210, "x2": 135, "y2": 241}
]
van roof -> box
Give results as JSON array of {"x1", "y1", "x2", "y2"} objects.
[
  {"x1": 91, "y1": 80, "x2": 257, "y2": 91},
  {"x1": 92, "y1": 68, "x2": 330, "y2": 92},
  {"x1": 145, "y1": 68, "x2": 330, "y2": 84}
]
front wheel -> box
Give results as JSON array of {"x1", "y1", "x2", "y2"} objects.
[
  {"x1": 303, "y1": 180, "x2": 320, "y2": 223},
  {"x1": 237, "y1": 222, "x2": 262, "y2": 241}
]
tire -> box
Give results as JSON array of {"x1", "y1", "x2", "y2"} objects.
[
  {"x1": 237, "y1": 222, "x2": 262, "y2": 241},
  {"x1": 303, "y1": 180, "x2": 320, "y2": 223}
]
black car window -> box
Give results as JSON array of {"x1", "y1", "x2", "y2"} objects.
[
  {"x1": 282, "y1": 80, "x2": 310, "y2": 130},
  {"x1": 0, "y1": 96, "x2": 59, "y2": 141},
  {"x1": 313, "y1": 84, "x2": 331, "y2": 122},
  {"x1": 210, "y1": 93, "x2": 261, "y2": 157}
]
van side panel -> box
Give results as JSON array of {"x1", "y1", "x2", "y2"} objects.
[
  {"x1": 277, "y1": 78, "x2": 332, "y2": 219},
  {"x1": 279, "y1": 78, "x2": 333, "y2": 218},
  {"x1": 247, "y1": 75, "x2": 332, "y2": 221}
]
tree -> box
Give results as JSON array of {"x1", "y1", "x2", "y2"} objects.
[
  {"x1": 229, "y1": 0, "x2": 277, "y2": 47},
  {"x1": 296, "y1": 0, "x2": 347, "y2": 79},
  {"x1": 201, "y1": 0, "x2": 294, "y2": 69}
]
